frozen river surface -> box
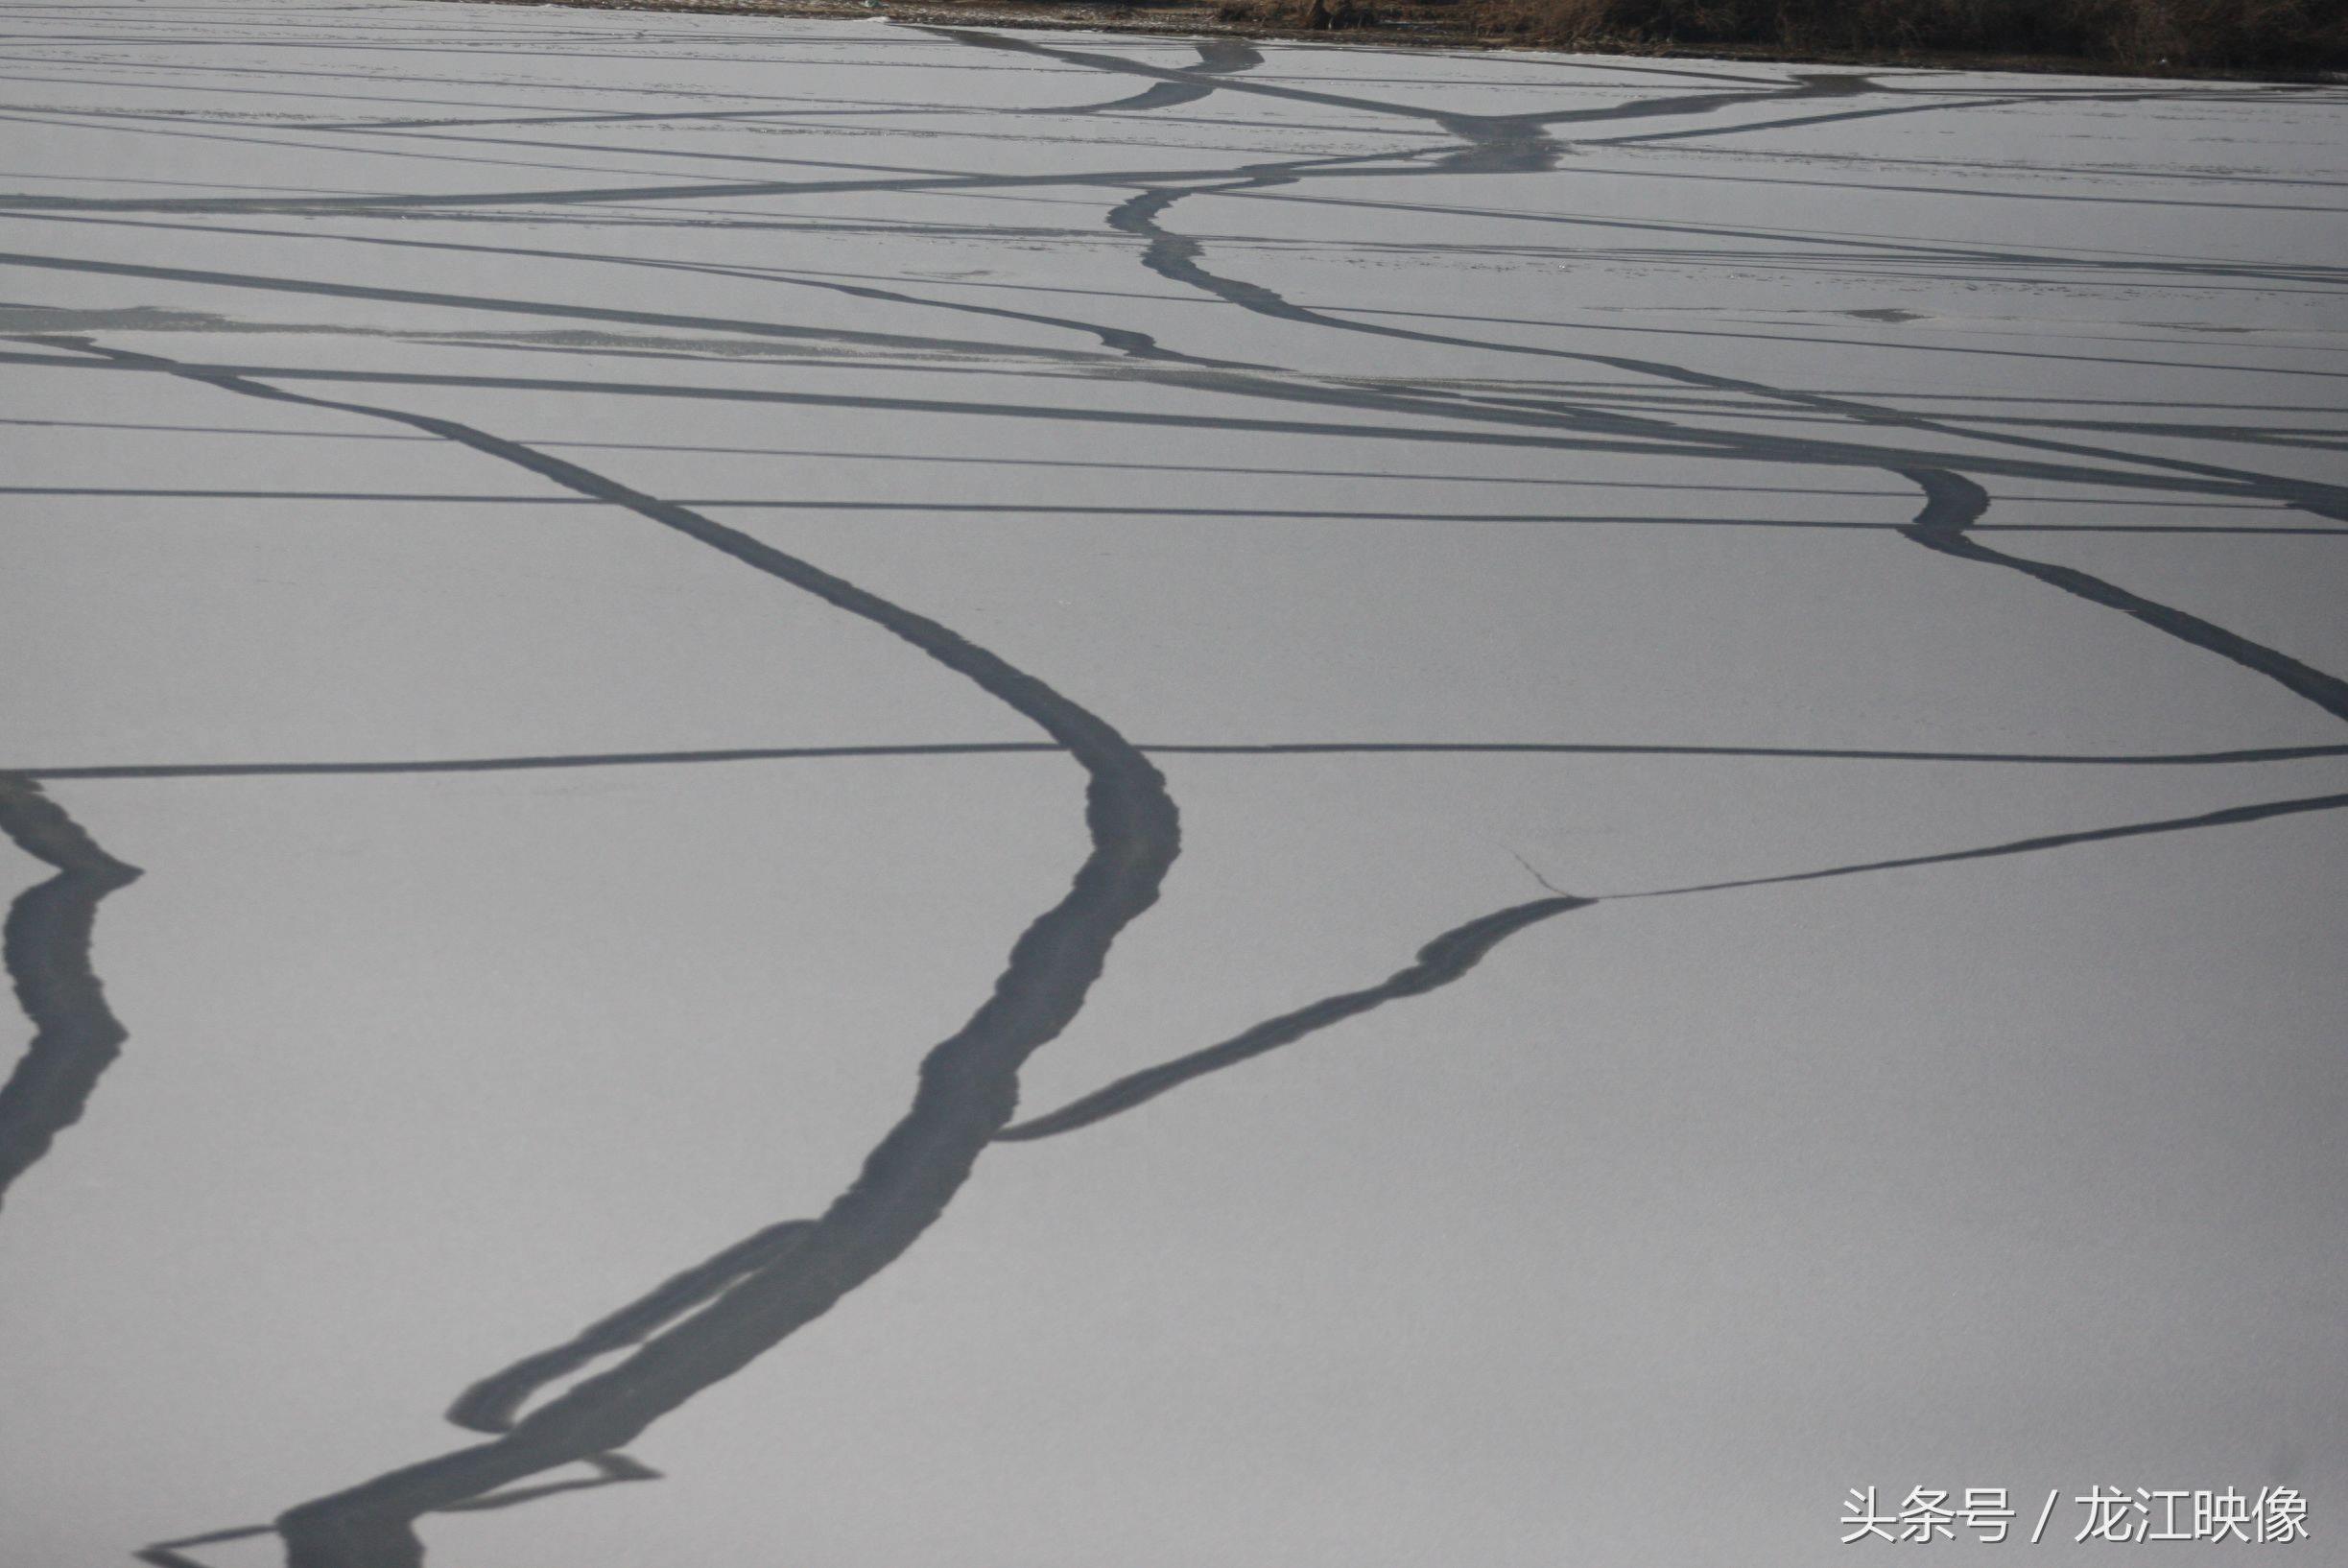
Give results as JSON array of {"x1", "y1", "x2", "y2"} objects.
[{"x1": 2, "y1": 3, "x2": 2345, "y2": 1563}]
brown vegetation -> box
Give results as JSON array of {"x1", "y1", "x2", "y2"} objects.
[{"x1": 1221, "y1": 0, "x2": 2348, "y2": 68}]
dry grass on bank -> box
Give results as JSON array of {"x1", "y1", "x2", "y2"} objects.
[{"x1": 1220, "y1": 0, "x2": 2348, "y2": 71}]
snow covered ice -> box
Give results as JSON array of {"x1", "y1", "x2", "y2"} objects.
[{"x1": 1, "y1": 3, "x2": 2343, "y2": 1563}]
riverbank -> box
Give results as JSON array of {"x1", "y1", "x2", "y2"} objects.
[{"x1": 450, "y1": 0, "x2": 2348, "y2": 79}]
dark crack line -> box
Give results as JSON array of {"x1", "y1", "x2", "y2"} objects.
[
  {"x1": 927, "y1": 29, "x2": 1897, "y2": 177},
  {"x1": 444, "y1": 1221, "x2": 813, "y2": 1437},
  {"x1": 1620, "y1": 788, "x2": 2348, "y2": 901},
  {"x1": 997, "y1": 894, "x2": 1595, "y2": 1142},
  {"x1": 0, "y1": 216, "x2": 1206, "y2": 364},
  {"x1": 1897, "y1": 468, "x2": 2348, "y2": 726},
  {"x1": 0, "y1": 247, "x2": 1117, "y2": 366},
  {"x1": 0, "y1": 140, "x2": 1425, "y2": 216},
  {"x1": 1022, "y1": 38, "x2": 1262, "y2": 118},
  {"x1": 5, "y1": 233, "x2": 2337, "y2": 519},
  {"x1": 0, "y1": 775, "x2": 142, "y2": 1213},
  {"x1": 8, "y1": 344, "x2": 2320, "y2": 510},
  {"x1": 519, "y1": 771, "x2": 2348, "y2": 1381},
  {"x1": 1146, "y1": 230, "x2": 2345, "y2": 525},
  {"x1": 1000, "y1": 786, "x2": 2348, "y2": 1144},
  {"x1": 1090, "y1": 186, "x2": 2348, "y2": 521},
  {"x1": 892, "y1": 32, "x2": 2348, "y2": 525},
  {"x1": 993, "y1": 466, "x2": 2348, "y2": 1142},
  {"x1": 39, "y1": 336, "x2": 1181, "y2": 1568},
  {"x1": 3, "y1": 486, "x2": 2346, "y2": 534},
  {"x1": 17, "y1": 740, "x2": 2348, "y2": 782}
]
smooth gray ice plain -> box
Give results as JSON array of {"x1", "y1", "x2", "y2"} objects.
[{"x1": 1, "y1": 2, "x2": 2344, "y2": 1563}]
